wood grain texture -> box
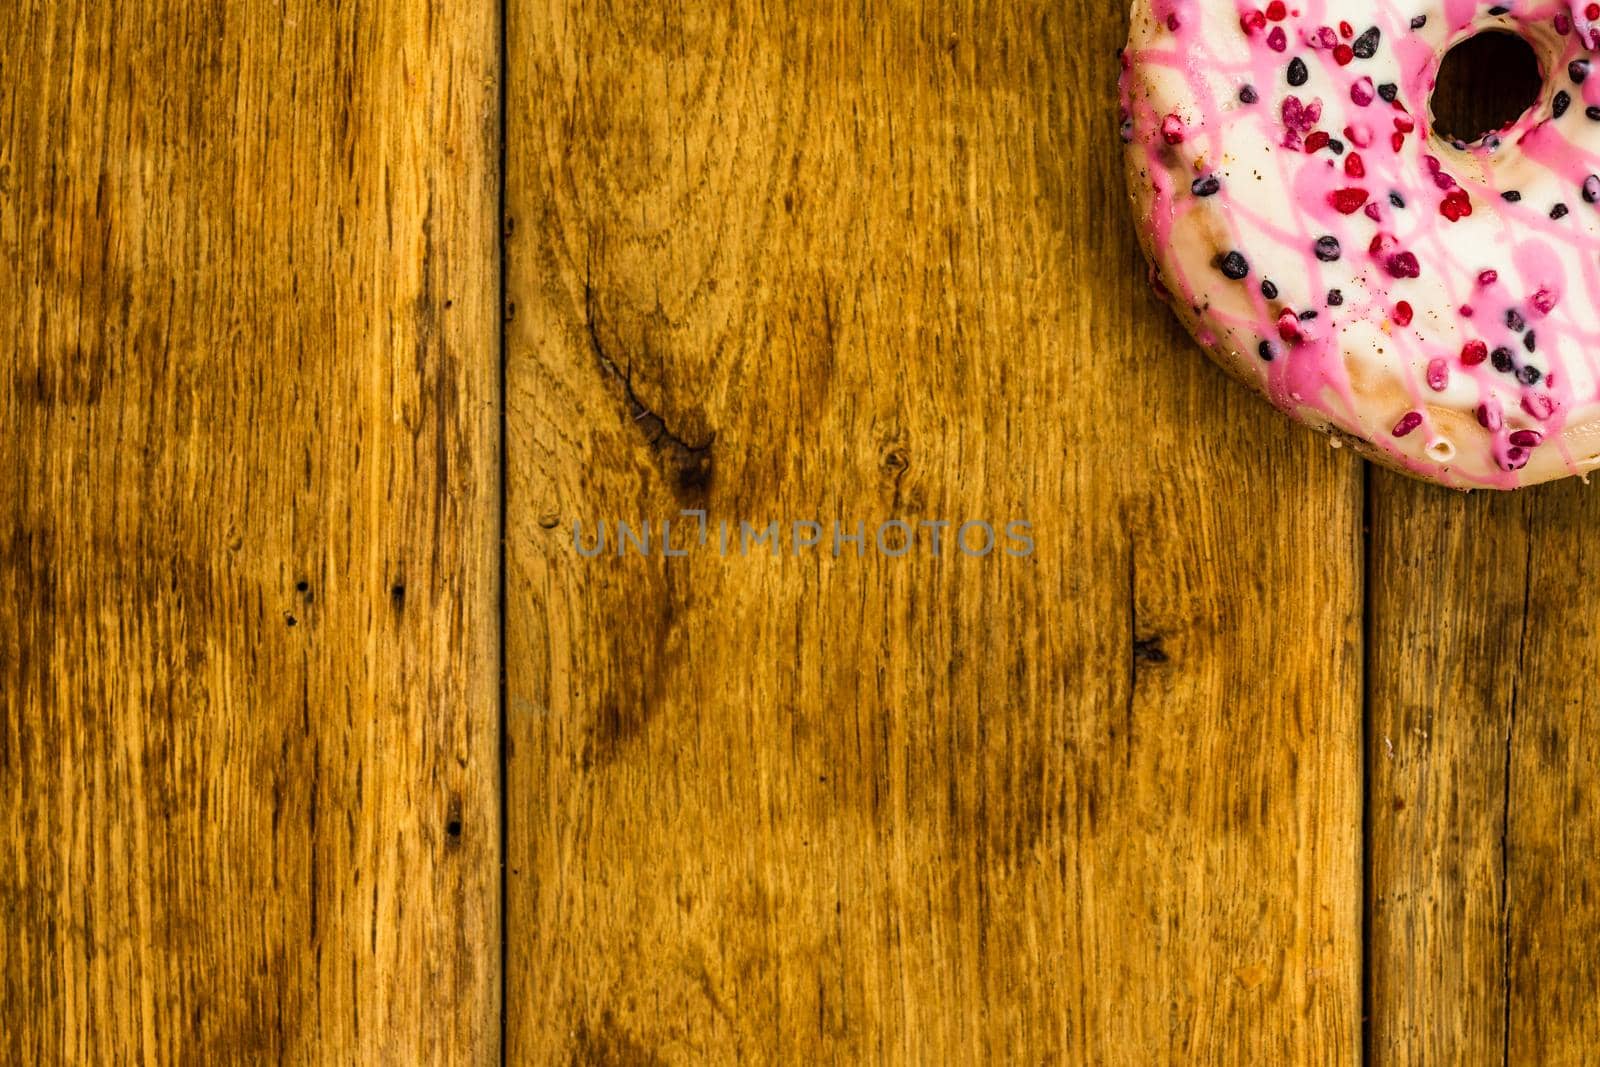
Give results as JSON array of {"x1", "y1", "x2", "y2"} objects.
[
  {"x1": 0, "y1": 3, "x2": 500, "y2": 1063},
  {"x1": 1367, "y1": 476, "x2": 1600, "y2": 1064},
  {"x1": 505, "y1": 2, "x2": 1364, "y2": 1062}
]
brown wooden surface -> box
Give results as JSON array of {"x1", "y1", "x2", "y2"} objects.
[
  {"x1": 9, "y1": 2, "x2": 1600, "y2": 1064},
  {"x1": 1368, "y1": 477, "x2": 1600, "y2": 1064},
  {"x1": 0, "y1": 2, "x2": 500, "y2": 1063},
  {"x1": 504, "y1": 2, "x2": 1362, "y2": 1062}
]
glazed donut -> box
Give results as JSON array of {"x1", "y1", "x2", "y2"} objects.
[{"x1": 1121, "y1": 1, "x2": 1600, "y2": 488}]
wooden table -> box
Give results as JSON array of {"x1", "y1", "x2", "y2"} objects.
[{"x1": 5, "y1": 2, "x2": 1597, "y2": 1063}]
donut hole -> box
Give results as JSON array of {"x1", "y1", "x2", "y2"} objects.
[
  {"x1": 1431, "y1": 31, "x2": 1543, "y2": 144},
  {"x1": 1426, "y1": 438, "x2": 1457, "y2": 464}
]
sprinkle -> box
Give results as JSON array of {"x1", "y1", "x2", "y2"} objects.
[
  {"x1": 1507, "y1": 309, "x2": 1526, "y2": 332},
  {"x1": 1315, "y1": 235, "x2": 1343, "y2": 261},
  {"x1": 1522, "y1": 391, "x2": 1555, "y2": 417},
  {"x1": 1461, "y1": 340, "x2": 1489, "y2": 365},
  {"x1": 1344, "y1": 149, "x2": 1366, "y2": 176},
  {"x1": 1335, "y1": 43, "x2": 1354, "y2": 65},
  {"x1": 1261, "y1": 279, "x2": 1279, "y2": 300},
  {"x1": 1330, "y1": 187, "x2": 1370, "y2": 213},
  {"x1": 1441, "y1": 189, "x2": 1473, "y2": 221},
  {"x1": 1478, "y1": 270, "x2": 1498, "y2": 287},
  {"x1": 1573, "y1": 59, "x2": 1591, "y2": 84},
  {"x1": 1552, "y1": 203, "x2": 1571, "y2": 219},
  {"x1": 1378, "y1": 82, "x2": 1399, "y2": 103},
  {"x1": 1502, "y1": 190, "x2": 1523, "y2": 202},
  {"x1": 1268, "y1": 26, "x2": 1288, "y2": 51},
  {"x1": 1277, "y1": 309, "x2": 1303, "y2": 342},
  {"x1": 1219, "y1": 251, "x2": 1250, "y2": 279},
  {"x1": 1266, "y1": 0, "x2": 1287, "y2": 18},
  {"x1": 1501, "y1": 446, "x2": 1529, "y2": 471},
  {"x1": 1258, "y1": 340, "x2": 1275, "y2": 361},
  {"x1": 1585, "y1": 176, "x2": 1600, "y2": 203},
  {"x1": 1364, "y1": 202, "x2": 1382, "y2": 221},
  {"x1": 1385, "y1": 251, "x2": 1421, "y2": 279},
  {"x1": 1390, "y1": 192, "x2": 1406, "y2": 208},
  {"x1": 1328, "y1": 288, "x2": 1344, "y2": 305},
  {"x1": 1532, "y1": 288, "x2": 1559, "y2": 314},
  {"x1": 1351, "y1": 78, "x2": 1375, "y2": 106},
  {"x1": 1589, "y1": 106, "x2": 1600, "y2": 121},
  {"x1": 1192, "y1": 175, "x2": 1222, "y2": 197},
  {"x1": 1410, "y1": 15, "x2": 1427, "y2": 28},
  {"x1": 1524, "y1": 330, "x2": 1538, "y2": 352},
  {"x1": 1510, "y1": 429, "x2": 1543, "y2": 447},
  {"x1": 1518, "y1": 365, "x2": 1544, "y2": 386},
  {"x1": 1427, "y1": 359, "x2": 1450, "y2": 391},
  {"x1": 1555, "y1": 92, "x2": 1572, "y2": 119},
  {"x1": 1288, "y1": 57, "x2": 1309, "y2": 86},
  {"x1": 1305, "y1": 130, "x2": 1332, "y2": 153},
  {"x1": 1491, "y1": 347, "x2": 1516, "y2": 372},
  {"x1": 1162, "y1": 114, "x2": 1186, "y2": 144},
  {"x1": 1352, "y1": 27, "x2": 1380, "y2": 59},
  {"x1": 1240, "y1": 85, "x2": 1260, "y2": 104},
  {"x1": 1394, "y1": 300, "x2": 1414, "y2": 327},
  {"x1": 1477, "y1": 403, "x2": 1503, "y2": 431},
  {"x1": 1392, "y1": 411, "x2": 1423, "y2": 437}
]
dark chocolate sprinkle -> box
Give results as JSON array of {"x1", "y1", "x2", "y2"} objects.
[
  {"x1": 1314, "y1": 235, "x2": 1342, "y2": 262},
  {"x1": 1410, "y1": 14, "x2": 1427, "y2": 28},
  {"x1": 1378, "y1": 83, "x2": 1399, "y2": 103},
  {"x1": 1573, "y1": 59, "x2": 1592, "y2": 84},
  {"x1": 1328, "y1": 138, "x2": 1346, "y2": 154},
  {"x1": 1491, "y1": 347, "x2": 1516, "y2": 373},
  {"x1": 1524, "y1": 330, "x2": 1538, "y2": 352},
  {"x1": 1240, "y1": 85, "x2": 1259, "y2": 104},
  {"x1": 1488, "y1": 5, "x2": 1509, "y2": 14},
  {"x1": 1288, "y1": 57, "x2": 1309, "y2": 86},
  {"x1": 1299, "y1": 309, "x2": 1319, "y2": 321},
  {"x1": 1390, "y1": 191, "x2": 1406, "y2": 208},
  {"x1": 1258, "y1": 340, "x2": 1275, "y2": 361},
  {"x1": 1192, "y1": 175, "x2": 1222, "y2": 197},
  {"x1": 1518, "y1": 365, "x2": 1542, "y2": 385},
  {"x1": 1585, "y1": 175, "x2": 1600, "y2": 203},
  {"x1": 1507, "y1": 309, "x2": 1526, "y2": 332},
  {"x1": 1261, "y1": 279, "x2": 1279, "y2": 300},
  {"x1": 1502, "y1": 190, "x2": 1522, "y2": 202},
  {"x1": 1588, "y1": 106, "x2": 1600, "y2": 121},
  {"x1": 1327, "y1": 288, "x2": 1344, "y2": 306},
  {"x1": 1552, "y1": 203, "x2": 1571, "y2": 220},
  {"x1": 1219, "y1": 251, "x2": 1250, "y2": 280},
  {"x1": 1352, "y1": 27, "x2": 1380, "y2": 59},
  {"x1": 1555, "y1": 91, "x2": 1572, "y2": 118}
]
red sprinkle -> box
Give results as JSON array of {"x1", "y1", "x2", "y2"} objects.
[
  {"x1": 1340, "y1": 20, "x2": 1354, "y2": 37},
  {"x1": 1477, "y1": 403, "x2": 1503, "y2": 431},
  {"x1": 1335, "y1": 43, "x2": 1355, "y2": 65},
  {"x1": 1351, "y1": 78, "x2": 1375, "y2": 107},
  {"x1": 1305, "y1": 130, "x2": 1332, "y2": 153},
  {"x1": 1278, "y1": 309, "x2": 1304, "y2": 343},
  {"x1": 1394, "y1": 301, "x2": 1414, "y2": 327},
  {"x1": 1461, "y1": 340, "x2": 1489, "y2": 365},
  {"x1": 1386, "y1": 252, "x2": 1421, "y2": 279},
  {"x1": 1392, "y1": 411, "x2": 1424, "y2": 437},
  {"x1": 1440, "y1": 189, "x2": 1473, "y2": 222},
  {"x1": 1345, "y1": 153, "x2": 1366, "y2": 177},
  {"x1": 1522, "y1": 393, "x2": 1556, "y2": 420},
  {"x1": 1478, "y1": 269, "x2": 1498, "y2": 287},
  {"x1": 1268, "y1": 25, "x2": 1288, "y2": 51},
  {"x1": 1364, "y1": 202, "x2": 1382, "y2": 221},
  {"x1": 1330, "y1": 187, "x2": 1370, "y2": 214},
  {"x1": 1266, "y1": 0, "x2": 1287, "y2": 19},
  {"x1": 1510, "y1": 429, "x2": 1545, "y2": 447},
  {"x1": 1391, "y1": 131, "x2": 1406, "y2": 152},
  {"x1": 1162, "y1": 114, "x2": 1186, "y2": 144},
  {"x1": 1531, "y1": 287, "x2": 1559, "y2": 315},
  {"x1": 1241, "y1": 10, "x2": 1268, "y2": 33},
  {"x1": 1427, "y1": 359, "x2": 1450, "y2": 391}
]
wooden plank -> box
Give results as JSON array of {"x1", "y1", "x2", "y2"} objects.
[
  {"x1": 0, "y1": 3, "x2": 500, "y2": 1062},
  {"x1": 505, "y1": 1, "x2": 1364, "y2": 1061},
  {"x1": 1367, "y1": 476, "x2": 1600, "y2": 1062}
]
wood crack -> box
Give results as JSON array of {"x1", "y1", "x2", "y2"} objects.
[{"x1": 582, "y1": 279, "x2": 714, "y2": 493}]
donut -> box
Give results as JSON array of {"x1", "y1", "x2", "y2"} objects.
[{"x1": 1120, "y1": 1, "x2": 1600, "y2": 489}]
